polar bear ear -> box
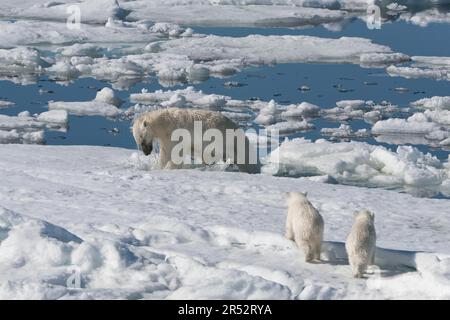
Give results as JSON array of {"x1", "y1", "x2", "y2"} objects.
[
  {"x1": 303, "y1": 191, "x2": 308, "y2": 197},
  {"x1": 143, "y1": 120, "x2": 150, "y2": 128},
  {"x1": 369, "y1": 211, "x2": 375, "y2": 220}
]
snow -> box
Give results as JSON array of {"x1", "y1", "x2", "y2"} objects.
[
  {"x1": 387, "y1": 56, "x2": 450, "y2": 82},
  {"x1": 0, "y1": 144, "x2": 449, "y2": 299},
  {"x1": 266, "y1": 120, "x2": 315, "y2": 135},
  {"x1": 386, "y1": 65, "x2": 448, "y2": 81},
  {"x1": 372, "y1": 115, "x2": 440, "y2": 136},
  {"x1": 0, "y1": 47, "x2": 49, "y2": 73},
  {"x1": 37, "y1": 110, "x2": 69, "y2": 125},
  {"x1": 412, "y1": 96, "x2": 450, "y2": 110},
  {"x1": 158, "y1": 34, "x2": 402, "y2": 66},
  {"x1": 48, "y1": 88, "x2": 122, "y2": 117},
  {"x1": 400, "y1": 8, "x2": 450, "y2": 27},
  {"x1": 323, "y1": 100, "x2": 400, "y2": 123},
  {"x1": 0, "y1": 110, "x2": 68, "y2": 144},
  {"x1": 0, "y1": 0, "x2": 128, "y2": 24},
  {"x1": 321, "y1": 124, "x2": 369, "y2": 139},
  {"x1": 122, "y1": 1, "x2": 349, "y2": 28},
  {"x1": 266, "y1": 138, "x2": 449, "y2": 196}
]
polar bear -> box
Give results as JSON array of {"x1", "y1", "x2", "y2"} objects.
[
  {"x1": 285, "y1": 192, "x2": 324, "y2": 263},
  {"x1": 345, "y1": 209, "x2": 376, "y2": 278},
  {"x1": 132, "y1": 108, "x2": 260, "y2": 173}
]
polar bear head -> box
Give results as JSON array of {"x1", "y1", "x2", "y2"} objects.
[
  {"x1": 132, "y1": 116, "x2": 154, "y2": 156},
  {"x1": 286, "y1": 191, "x2": 309, "y2": 205},
  {"x1": 354, "y1": 209, "x2": 375, "y2": 222}
]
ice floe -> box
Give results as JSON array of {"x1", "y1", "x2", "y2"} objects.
[
  {"x1": 0, "y1": 110, "x2": 68, "y2": 144},
  {"x1": 412, "y1": 96, "x2": 450, "y2": 110},
  {"x1": 265, "y1": 138, "x2": 450, "y2": 197},
  {"x1": 323, "y1": 99, "x2": 402, "y2": 123},
  {"x1": 387, "y1": 56, "x2": 450, "y2": 81},
  {"x1": 321, "y1": 124, "x2": 369, "y2": 140},
  {"x1": 0, "y1": 101, "x2": 14, "y2": 109},
  {"x1": 158, "y1": 34, "x2": 404, "y2": 66},
  {"x1": 48, "y1": 100, "x2": 120, "y2": 118}
]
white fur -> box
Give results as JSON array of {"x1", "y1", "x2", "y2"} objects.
[
  {"x1": 285, "y1": 192, "x2": 324, "y2": 263},
  {"x1": 132, "y1": 108, "x2": 260, "y2": 173},
  {"x1": 345, "y1": 209, "x2": 377, "y2": 278}
]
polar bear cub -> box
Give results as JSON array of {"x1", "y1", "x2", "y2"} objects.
[
  {"x1": 345, "y1": 209, "x2": 376, "y2": 278},
  {"x1": 286, "y1": 192, "x2": 324, "y2": 263}
]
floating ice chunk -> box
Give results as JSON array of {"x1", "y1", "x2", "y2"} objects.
[
  {"x1": 254, "y1": 100, "x2": 279, "y2": 125},
  {"x1": 387, "y1": 65, "x2": 449, "y2": 81},
  {"x1": 159, "y1": 34, "x2": 396, "y2": 66},
  {"x1": 267, "y1": 138, "x2": 447, "y2": 190},
  {"x1": 94, "y1": 87, "x2": 123, "y2": 107},
  {"x1": 281, "y1": 102, "x2": 320, "y2": 119},
  {"x1": 360, "y1": 53, "x2": 410, "y2": 67},
  {"x1": 325, "y1": 100, "x2": 400, "y2": 123},
  {"x1": 364, "y1": 110, "x2": 382, "y2": 122},
  {"x1": 400, "y1": 9, "x2": 450, "y2": 27},
  {"x1": 0, "y1": 109, "x2": 68, "y2": 144},
  {"x1": 387, "y1": 3, "x2": 408, "y2": 12},
  {"x1": 221, "y1": 111, "x2": 253, "y2": 122},
  {"x1": 372, "y1": 110, "x2": 450, "y2": 146},
  {"x1": 46, "y1": 60, "x2": 81, "y2": 80},
  {"x1": 4, "y1": 0, "x2": 130, "y2": 24},
  {"x1": 321, "y1": 124, "x2": 369, "y2": 139},
  {"x1": 0, "y1": 101, "x2": 14, "y2": 109},
  {"x1": 336, "y1": 100, "x2": 366, "y2": 109},
  {"x1": 49, "y1": 100, "x2": 121, "y2": 117},
  {"x1": 0, "y1": 114, "x2": 46, "y2": 131},
  {"x1": 266, "y1": 120, "x2": 315, "y2": 135},
  {"x1": 194, "y1": 94, "x2": 227, "y2": 110},
  {"x1": 130, "y1": 86, "x2": 229, "y2": 111},
  {"x1": 424, "y1": 109, "x2": 450, "y2": 126},
  {"x1": 0, "y1": 129, "x2": 45, "y2": 144},
  {"x1": 122, "y1": 1, "x2": 349, "y2": 28},
  {"x1": 412, "y1": 96, "x2": 450, "y2": 110},
  {"x1": 0, "y1": 47, "x2": 49, "y2": 73},
  {"x1": 49, "y1": 90, "x2": 122, "y2": 117},
  {"x1": 372, "y1": 115, "x2": 439, "y2": 135},
  {"x1": 187, "y1": 65, "x2": 210, "y2": 82},
  {"x1": 37, "y1": 110, "x2": 68, "y2": 126},
  {"x1": 161, "y1": 93, "x2": 187, "y2": 108}
]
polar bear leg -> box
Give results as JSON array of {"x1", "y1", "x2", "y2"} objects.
[
  {"x1": 313, "y1": 240, "x2": 322, "y2": 261},
  {"x1": 285, "y1": 219, "x2": 294, "y2": 241},
  {"x1": 297, "y1": 238, "x2": 314, "y2": 263},
  {"x1": 369, "y1": 249, "x2": 376, "y2": 265}
]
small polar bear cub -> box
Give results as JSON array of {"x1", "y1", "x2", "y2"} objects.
[
  {"x1": 285, "y1": 192, "x2": 324, "y2": 263},
  {"x1": 345, "y1": 209, "x2": 377, "y2": 278}
]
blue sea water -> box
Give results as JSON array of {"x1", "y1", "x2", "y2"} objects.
[{"x1": 1, "y1": 18, "x2": 449, "y2": 197}]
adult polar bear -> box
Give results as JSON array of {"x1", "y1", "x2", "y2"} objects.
[{"x1": 133, "y1": 108, "x2": 261, "y2": 174}]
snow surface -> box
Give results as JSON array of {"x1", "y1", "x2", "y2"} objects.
[{"x1": 0, "y1": 144, "x2": 449, "y2": 299}]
